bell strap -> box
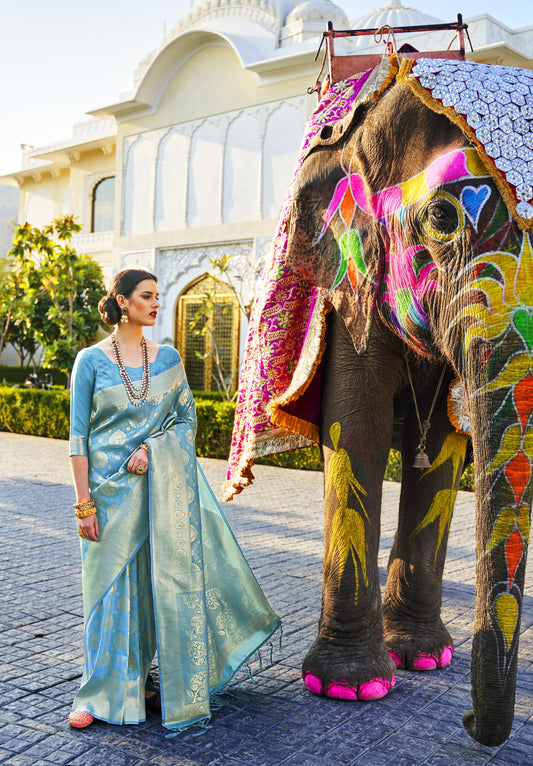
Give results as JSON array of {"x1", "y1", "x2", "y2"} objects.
[{"x1": 403, "y1": 347, "x2": 447, "y2": 469}]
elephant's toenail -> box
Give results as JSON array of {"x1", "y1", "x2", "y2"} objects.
[
  {"x1": 303, "y1": 673, "x2": 323, "y2": 695},
  {"x1": 388, "y1": 651, "x2": 403, "y2": 668},
  {"x1": 413, "y1": 653, "x2": 438, "y2": 670},
  {"x1": 325, "y1": 682, "x2": 358, "y2": 700},
  {"x1": 358, "y1": 676, "x2": 396, "y2": 701}
]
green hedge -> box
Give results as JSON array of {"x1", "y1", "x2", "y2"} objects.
[
  {"x1": 195, "y1": 400, "x2": 236, "y2": 458},
  {"x1": 0, "y1": 386, "x2": 70, "y2": 439},
  {"x1": 0, "y1": 365, "x2": 68, "y2": 387},
  {"x1": 0, "y1": 386, "x2": 474, "y2": 488}
]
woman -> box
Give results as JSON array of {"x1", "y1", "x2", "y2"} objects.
[{"x1": 68, "y1": 268, "x2": 280, "y2": 733}]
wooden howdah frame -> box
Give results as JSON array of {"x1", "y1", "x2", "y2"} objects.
[{"x1": 315, "y1": 14, "x2": 469, "y2": 87}]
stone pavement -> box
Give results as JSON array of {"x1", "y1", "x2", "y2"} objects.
[{"x1": 0, "y1": 431, "x2": 532, "y2": 766}]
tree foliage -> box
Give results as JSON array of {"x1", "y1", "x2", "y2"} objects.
[{"x1": 1, "y1": 215, "x2": 105, "y2": 381}]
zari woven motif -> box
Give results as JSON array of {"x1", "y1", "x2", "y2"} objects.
[{"x1": 400, "y1": 58, "x2": 533, "y2": 230}]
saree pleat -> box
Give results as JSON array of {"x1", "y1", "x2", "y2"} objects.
[
  {"x1": 149, "y1": 428, "x2": 281, "y2": 732},
  {"x1": 74, "y1": 539, "x2": 156, "y2": 724},
  {"x1": 70, "y1": 345, "x2": 280, "y2": 731}
]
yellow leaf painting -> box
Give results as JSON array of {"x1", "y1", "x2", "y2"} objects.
[
  {"x1": 324, "y1": 422, "x2": 369, "y2": 601},
  {"x1": 412, "y1": 432, "x2": 467, "y2": 566}
]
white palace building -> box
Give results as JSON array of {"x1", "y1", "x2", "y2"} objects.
[{"x1": 2, "y1": 0, "x2": 532, "y2": 388}]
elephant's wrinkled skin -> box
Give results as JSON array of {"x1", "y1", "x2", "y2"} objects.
[{"x1": 286, "y1": 82, "x2": 531, "y2": 746}]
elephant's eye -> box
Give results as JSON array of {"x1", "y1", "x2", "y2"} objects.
[{"x1": 420, "y1": 193, "x2": 464, "y2": 242}]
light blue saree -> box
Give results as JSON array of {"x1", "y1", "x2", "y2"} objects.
[{"x1": 69, "y1": 344, "x2": 280, "y2": 732}]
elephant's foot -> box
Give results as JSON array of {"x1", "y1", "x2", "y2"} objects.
[
  {"x1": 384, "y1": 615, "x2": 454, "y2": 671},
  {"x1": 302, "y1": 637, "x2": 396, "y2": 702}
]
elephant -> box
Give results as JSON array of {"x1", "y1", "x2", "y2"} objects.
[{"x1": 225, "y1": 56, "x2": 533, "y2": 746}]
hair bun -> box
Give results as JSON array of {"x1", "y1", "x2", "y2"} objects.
[{"x1": 98, "y1": 295, "x2": 121, "y2": 326}]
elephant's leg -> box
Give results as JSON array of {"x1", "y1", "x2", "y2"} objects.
[
  {"x1": 383, "y1": 370, "x2": 467, "y2": 670},
  {"x1": 302, "y1": 311, "x2": 401, "y2": 701}
]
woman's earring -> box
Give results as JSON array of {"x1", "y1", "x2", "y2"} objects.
[{"x1": 121, "y1": 308, "x2": 128, "y2": 324}]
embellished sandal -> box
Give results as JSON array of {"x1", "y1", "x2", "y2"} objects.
[{"x1": 68, "y1": 711, "x2": 94, "y2": 728}]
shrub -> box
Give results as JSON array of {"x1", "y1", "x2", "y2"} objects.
[
  {"x1": 0, "y1": 365, "x2": 68, "y2": 387},
  {"x1": 0, "y1": 386, "x2": 70, "y2": 439},
  {"x1": 195, "y1": 400, "x2": 236, "y2": 458},
  {"x1": 459, "y1": 463, "x2": 474, "y2": 492},
  {"x1": 192, "y1": 390, "x2": 227, "y2": 401},
  {"x1": 256, "y1": 446, "x2": 323, "y2": 471},
  {"x1": 0, "y1": 388, "x2": 474, "y2": 489},
  {"x1": 385, "y1": 448, "x2": 402, "y2": 483}
]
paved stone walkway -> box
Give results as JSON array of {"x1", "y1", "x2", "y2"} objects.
[{"x1": 0, "y1": 431, "x2": 532, "y2": 766}]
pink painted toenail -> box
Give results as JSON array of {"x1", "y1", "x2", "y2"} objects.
[
  {"x1": 412, "y1": 653, "x2": 437, "y2": 670},
  {"x1": 413, "y1": 645, "x2": 454, "y2": 670},
  {"x1": 303, "y1": 673, "x2": 323, "y2": 695},
  {"x1": 326, "y1": 682, "x2": 358, "y2": 700},
  {"x1": 358, "y1": 676, "x2": 396, "y2": 701},
  {"x1": 389, "y1": 651, "x2": 403, "y2": 668}
]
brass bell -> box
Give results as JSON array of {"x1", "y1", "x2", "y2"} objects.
[{"x1": 413, "y1": 448, "x2": 432, "y2": 470}]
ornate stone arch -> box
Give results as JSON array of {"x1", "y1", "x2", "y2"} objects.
[{"x1": 175, "y1": 272, "x2": 241, "y2": 393}]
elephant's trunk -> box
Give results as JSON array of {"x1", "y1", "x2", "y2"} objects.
[{"x1": 462, "y1": 369, "x2": 532, "y2": 746}]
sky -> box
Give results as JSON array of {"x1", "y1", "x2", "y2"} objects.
[{"x1": 1, "y1": 0, "x2": 532, "y2": 178}]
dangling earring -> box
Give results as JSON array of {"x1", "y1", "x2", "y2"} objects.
[{"x1": 121, "y1": 308, "x2": 128, "y2": 324}]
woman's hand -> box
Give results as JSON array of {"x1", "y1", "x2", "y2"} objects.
[
  {"x1": 78, "y1": 511, "x2": 99, "y2": 542},
  {"x1": 127, "y1": 447, "x2": 149, "y2": 476}
]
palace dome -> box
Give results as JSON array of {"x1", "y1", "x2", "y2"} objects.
[
  {"x1": 281, "y1": 0, "x2": 349, "y2": 45},
  {"x1": 350, "y1": 0, "x2": 443, "y2": 45}
]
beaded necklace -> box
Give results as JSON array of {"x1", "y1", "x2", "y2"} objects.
[{"x1": 110, "y1": 334, "x2": 151, "y2": 407}]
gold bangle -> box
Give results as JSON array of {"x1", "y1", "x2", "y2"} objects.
[
  {"x1": 74, "y1": 499, "x2": 95, "y2": 511},
  {"x1": 139, "y1": 443, "x2": 149, "y2": 454},
  {"x1": 75, "y1": 507, "x2": 97, "y2": 518}
]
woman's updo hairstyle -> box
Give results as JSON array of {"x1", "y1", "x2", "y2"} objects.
[{"x1": 98, "y1": 268, "x2": 158, "y2": 326}]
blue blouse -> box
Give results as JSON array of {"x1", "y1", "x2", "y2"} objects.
[{"x1": 69, "y1": 343, "x2": 181, "y2": 459}]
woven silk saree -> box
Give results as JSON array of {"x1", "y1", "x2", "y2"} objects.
[{"x1": 69, "y1": 345, "x2": 280, "y2": 732}]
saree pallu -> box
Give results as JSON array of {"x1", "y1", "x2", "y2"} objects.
[{"x1": 70, "y1": 346, "x2": 280, "y2": 731}]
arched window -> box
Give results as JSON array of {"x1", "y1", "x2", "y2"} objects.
[
  {"x1": 176, "y1": 275, "x2": 240, "y2": 393},
  {"x1": 91, "y1": 176, "x2": 115, "y2": 232}
]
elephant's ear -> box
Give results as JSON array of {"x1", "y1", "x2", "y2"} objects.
[
  {"x1": 325, "y1": 218, "x2": 384, "y2": 354},
  {"x1": 286, "y1": 190, "x2": 384, "y2": 355},
  {"x1": 302, "y1": 101, "x2": 372, "y2": 162},
  {"x1": 300, "y1": 53, "x2": 400, "y2": 162}
]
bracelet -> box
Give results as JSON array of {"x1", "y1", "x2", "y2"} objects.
[
  {"x1": 75, "y1": 506, "x2": 97, "y2": 518},
  {"x1": 139, "y1": 443, "x2": 149, "y2": 454},
  {"x1": 74, "y1": 498, "x2": 95, "y2": 511},
  {"x1": 74, "y1": 498, "x2": 96, "y2": 518}
]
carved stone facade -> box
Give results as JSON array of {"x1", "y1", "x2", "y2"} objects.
[
  {"x1": 2, "y1": 0, "x2": 531, "y2": 374},
  {"x1": 121, "y1": 97, "x2": 307, "y2": 237}
]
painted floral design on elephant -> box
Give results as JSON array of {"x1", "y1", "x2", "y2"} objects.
[
  {"x1": 411, "y1": 431, "x2": 468, "y2": 567},
  {"x1": 324, "y1": 422, "x2": 369, "y2": 601},
  {"x1": 452, "y1": 232, "x2": 533, "y2": 680},
  {"x1": 320, "y1": 148, "x2": 491, "y2": 341}
]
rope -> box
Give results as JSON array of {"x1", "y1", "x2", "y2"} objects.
[
  {"x1": 404, "y1": 347, "x2": 447, "y2": 465},
  {"x1": 307, "y1": 46, "x2": 328, "y2": 95}
]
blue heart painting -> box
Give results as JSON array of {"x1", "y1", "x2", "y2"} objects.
[{"x1": 461, "y1": 185, "x2": 492, "y2": 231}]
